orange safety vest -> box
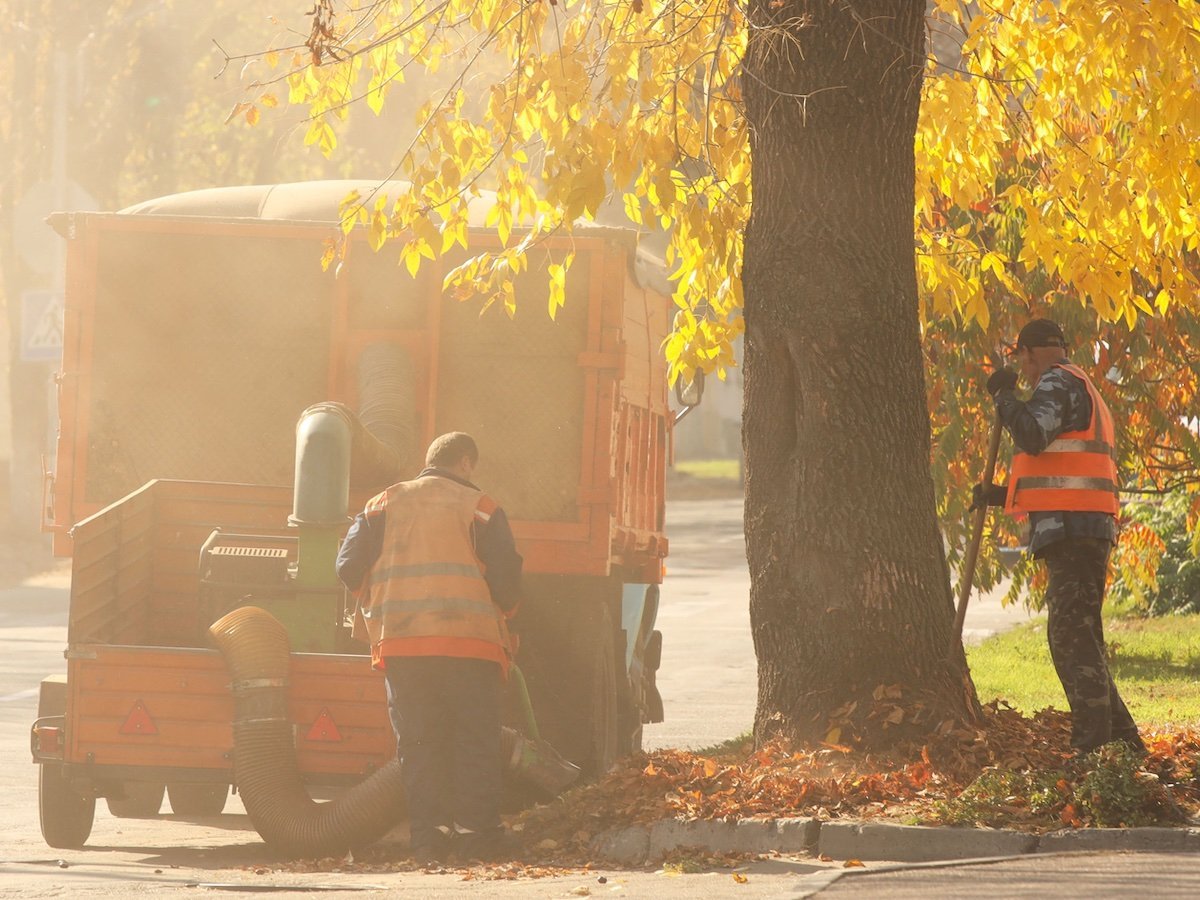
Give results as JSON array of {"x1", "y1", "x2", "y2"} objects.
[
  {"x1": 1005, "y1": 362, "x2": 1120, "y2": 517},
  {"x1": 355, "y1": 475, "x2": 511, "y2": 672}
]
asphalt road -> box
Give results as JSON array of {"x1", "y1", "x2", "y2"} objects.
[
  {"x1": 810, "y1": 851, "x2": 1200, "y2": 898},
  {"x1": 0, "y1": 498, "x2": 1104, "y2": 899}
]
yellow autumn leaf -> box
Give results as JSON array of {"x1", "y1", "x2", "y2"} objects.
[{"x1": 256, "y1": 0, "x2": 1200, "y2": 576}]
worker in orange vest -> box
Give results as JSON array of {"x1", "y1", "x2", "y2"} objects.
[
  {"x1": 336, "y1": 432, "x2": 522, "y2": 863},
  {"x1": 972, "y1": 319, "x2": 1144, "y2": 760}
]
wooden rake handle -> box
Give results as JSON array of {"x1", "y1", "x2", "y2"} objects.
[{"x1": 949, "y1": 413, "x2": 1004, "y2": 654}]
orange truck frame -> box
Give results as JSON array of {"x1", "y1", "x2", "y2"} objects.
[{"x1": 30, "y1": 181, "x2": 685, "y2": 849}]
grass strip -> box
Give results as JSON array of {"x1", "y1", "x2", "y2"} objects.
[
  {"x1": 967, "y1": 613, "x2": 1200, "y2": 726},
  {"x1": 674, "y1": 458, "x2": 741, "y2": 481}
]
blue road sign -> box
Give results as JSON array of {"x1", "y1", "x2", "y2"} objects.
[{"x1": 20, "y1": 289, "x2": 64, "y2": 363}]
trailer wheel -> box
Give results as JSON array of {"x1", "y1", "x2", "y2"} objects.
[
  {"x1": 106, "y1": 782, "x2": 164, "y2": 818},
  {"x1": 39, "y1": 764, "x2": 95, "y2": 849},
  {"x1": 168, "y1": 783, "x2": 228, "y2": 817}
]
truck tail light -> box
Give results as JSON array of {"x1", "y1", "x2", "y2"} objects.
[
  {"x1": 37, "y1": 725, "x2": 63, "y2": 754},
  {"x1": 31, "y1": 722, "x2": 64, "y2": 760}
]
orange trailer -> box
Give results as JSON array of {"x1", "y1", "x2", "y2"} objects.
[{"x1": 31, "y1": 181, "x2": 684, "y2": 849}]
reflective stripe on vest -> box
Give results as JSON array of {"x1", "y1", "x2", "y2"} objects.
[
  {"x1": 1005, "y1": 362, "x2": 1120, "y2": 516},
  {"x1": 360, "y1": 476, "x2": 507, "y2": 657}
]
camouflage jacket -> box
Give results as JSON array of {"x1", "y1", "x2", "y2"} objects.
[{"x1": 994, "y1": 364, "x2": 1119, "y2": 557}]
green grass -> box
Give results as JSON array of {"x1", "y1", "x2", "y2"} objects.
[
  {"x1": 694, "y1": 731, "x2": 754, "y2": 760},
  {"x1": 674, "y1": 458, "x2": 741, "y2": 481},
  {"x1": 967, "y1": 614, "x2": 1200, "y2": 726}
]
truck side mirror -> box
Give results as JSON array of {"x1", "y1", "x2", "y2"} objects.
[{"x1": 673, "y1": 372, "x2": 704, "y2": 424}]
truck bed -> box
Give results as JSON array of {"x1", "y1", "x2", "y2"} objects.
[{"x1": 49, "y1": 198, "x2": 670, "y2": 582}]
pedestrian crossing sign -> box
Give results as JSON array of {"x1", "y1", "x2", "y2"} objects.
[{"x1": 20, "y1": 289, "x2": 64, "y2": 362}]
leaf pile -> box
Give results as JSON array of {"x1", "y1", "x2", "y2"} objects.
[
  {"x1": 511, "y1": 704, "x2": 1200, "y2": 863},
  {"x1": 923, "y1": 700, "x2": 1077, "y2": 777},
  {"x1": 259, "y1": 705, "x2": 1200, "y2": 875}
]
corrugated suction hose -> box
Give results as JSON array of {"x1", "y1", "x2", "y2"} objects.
[
  {"x1": 357, "y1": 343, "x2": 416, "y2": 465},
  {"x1": 210, "y1": 606, "x2": 406, "y2": 858}
]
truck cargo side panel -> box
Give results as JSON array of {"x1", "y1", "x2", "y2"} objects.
[{"x1": 612, "y1": 270, "x2": 671, "y2": 581}]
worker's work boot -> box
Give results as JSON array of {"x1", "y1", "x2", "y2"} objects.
[{"x1": 410, "y1": 826, "x2": 453, "y2": 865}]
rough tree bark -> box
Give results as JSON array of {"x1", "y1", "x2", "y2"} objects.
[{"x1": 741, "y1": 1, "x2": 979, "y2": 746}]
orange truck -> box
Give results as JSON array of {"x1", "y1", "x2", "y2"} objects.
[{"x1": 30, "y1": 181, "x2": 690, "y2": 850}]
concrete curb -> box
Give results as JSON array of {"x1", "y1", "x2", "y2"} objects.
[
  {"x1": 817, "y1": 821, "x2": 1037, "y2": 862},
  {"x1": 591, "y1": 817, "x2": 819, "y2": 864},
  {"x1": 589, "y1": 817, "x2": 1200, "y2": 866}
]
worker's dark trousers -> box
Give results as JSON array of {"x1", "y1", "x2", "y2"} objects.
[
  {"x1": 1042, "y1": 538, "x2": 1143, "y2": 754},
  {"x1": 383, "y1": 656, "x2": 502, "y2": 851}
]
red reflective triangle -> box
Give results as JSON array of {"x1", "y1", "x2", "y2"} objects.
[
  {"x1": 305, "y1": 707, "x2": 342, "y2": 742},
  {"x1": 119, "y1": 699, "x2": 158, "y2": 736}
]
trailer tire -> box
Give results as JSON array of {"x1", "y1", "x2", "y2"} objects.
[
  {"x1": 168, "y1": 783, "x2": 229, "y2": 817},
  {"x1": 106, "y1": 782, "x2": 164, "y2": 818},
  {"x1": 39, "y1": 764, "x2": 95, "y2": 849}
]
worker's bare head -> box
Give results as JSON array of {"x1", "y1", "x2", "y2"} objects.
[
  {"x1": 1011, "y1": 318, "x2": 1068, "y2": 383},
  {"x1": 426, "y1": 432, "x2": 479, "y2": 479}
]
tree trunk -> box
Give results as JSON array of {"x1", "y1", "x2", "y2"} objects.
[{"x1": 741, "y1": 1, "x2": 978, "y2": 746}]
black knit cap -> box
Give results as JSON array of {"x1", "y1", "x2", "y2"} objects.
[{"x1": 1015, "y1": 318, "x2": 1066, "y2": 350}]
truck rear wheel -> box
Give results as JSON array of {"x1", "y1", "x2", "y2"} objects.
[
  {"x1": 168, "y1": 783, "x2": 228, "y2": 817},
  {"x1": 544, "y1": 605, "x2": 619, "y2": 778},
  {"x1": 587, "y1": 610, "x2": 620, "y2": 775},
  {"x1": 517, "y1": 575, "x2": 626, "y2": 779},
  {"x1": 106, "y1": 782, "x2": 164, "y2": 818},
  {"x1": 39, "y1": 764, "x2": 95, "y2": 849}
]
